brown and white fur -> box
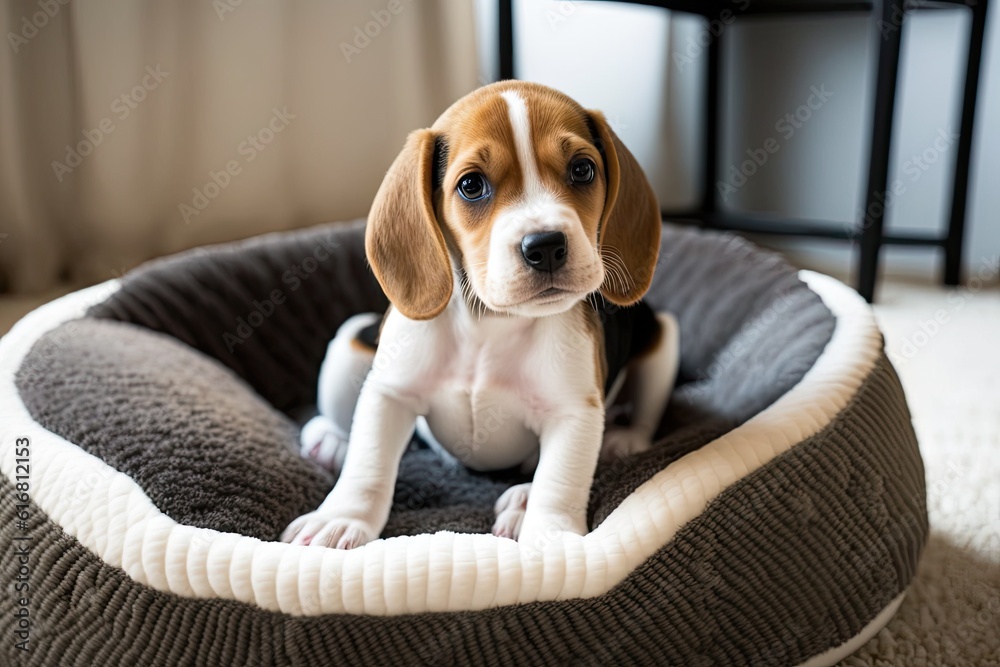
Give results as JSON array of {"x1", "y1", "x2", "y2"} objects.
[{"x1": 281, "y1": 81, "x2": 679, "y2": 551}]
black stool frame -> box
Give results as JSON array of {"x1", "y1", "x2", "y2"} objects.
[{"x1": 498, "y1": 0, "x2": 989, "y2": 302}]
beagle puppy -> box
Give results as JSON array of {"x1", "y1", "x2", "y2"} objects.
[{"x1": 281, "y1": 81, "x2": 679, "y2": 551}]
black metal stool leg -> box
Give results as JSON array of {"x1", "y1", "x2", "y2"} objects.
[
  {"x1": 701, "y1": 19, "x2": 721, "y2": 221},
  {"x1": 499, "y1": 0, "x2": 515, "y2": 80},
  {"x1": 857, "y1": 0, "x2": 906, "y2": 303},
  {"x1": 944, "y1": 0, "x2": 989, "y2": 286}
]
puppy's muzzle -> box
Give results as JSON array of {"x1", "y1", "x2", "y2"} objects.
[{"x1": 520, "y1": 231, "x2": 567, "y2": 273}]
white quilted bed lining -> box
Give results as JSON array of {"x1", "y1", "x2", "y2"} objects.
[{"x1": 0, "y1": 271, "x2": 882, "y2": 616}]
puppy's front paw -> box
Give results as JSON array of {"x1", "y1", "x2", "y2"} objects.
[
  {"x1": 600, "y1": 426, "x2": 653, "y2": 465},
  {"x1": 280, "y1": 511, "x2": 376, "y2": 550},
  {"x1": 299, "y1": 416, "x2": 348, "y2": 473},
  {"x1": 492, "y1": 482, "x2": 532, "y2": 540}
]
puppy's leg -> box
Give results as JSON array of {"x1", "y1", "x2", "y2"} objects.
[
  {"x1": 600, "y1": 312, "x2": 679, "y2": 464},
  {"x1": 492, "y1": 482, "x2": 532, "y2": 539},
  {"x1": 282, "y1": 383, "x2": 417, "y2": 549},
  {"x1": 517, "y1": 405, "x2": 605, "y2": 549},
  {"x1": 300, "y1": 313, "x2": 379, "y2": 472}
]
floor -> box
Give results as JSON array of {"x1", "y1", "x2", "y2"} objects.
[
  {"x1": 2, "y1": 268, "x2": 997, "y2": 666},
  {"x1": 0, "y1": 287, "x2": 71, "y2": 337}
]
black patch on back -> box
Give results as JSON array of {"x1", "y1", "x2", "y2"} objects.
[
  {"x1": 356, "y1": 321, "x2": 381, "y2": 351},
  {"x1": 592, "y1": 295, "x2": 659, "y2": 395}
]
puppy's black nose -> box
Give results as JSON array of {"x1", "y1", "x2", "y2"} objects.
[{"x1": 520, "y1": 231, "x2": 567, "y2": 272}]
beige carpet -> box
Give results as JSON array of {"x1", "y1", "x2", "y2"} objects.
[{"x1": 2, "y1": 273, "x2": 997, "y2": 666}]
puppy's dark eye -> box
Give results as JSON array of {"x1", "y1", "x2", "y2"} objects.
[
  {"x1": 458, "y1": 173, "x2": 490, "y2": 201},
  {"x1": 570, "y1": 159, "x2": 595, "y2": 184}
]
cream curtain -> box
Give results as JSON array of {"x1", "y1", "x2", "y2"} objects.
[{"x1": 0, "y1": 0, "x2": 479, "y2": 294}]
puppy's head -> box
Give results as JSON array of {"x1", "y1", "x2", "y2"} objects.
[{"x1": 366, "y1": 81, "x2": 660, "y2": 320}]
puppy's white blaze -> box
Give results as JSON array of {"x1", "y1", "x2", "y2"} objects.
[{"x1": 500, "y1": 90, "x2": 545, "y2": 200}]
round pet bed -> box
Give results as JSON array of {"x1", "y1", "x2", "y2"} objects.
[{"x1": 0, "y1": 222, "x2": 926, "y2": 666}]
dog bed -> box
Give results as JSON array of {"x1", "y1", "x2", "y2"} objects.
[{"x1": 0, "y1": 221, "x2": 926, "y2": 666}]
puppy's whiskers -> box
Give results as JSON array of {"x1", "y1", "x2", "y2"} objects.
[
  {"x1": 600, "y1": 245, "x2": 635, "y2": 294},
  {"x1": 457, "y1": 267, "x2": 499, "y2": 322}
]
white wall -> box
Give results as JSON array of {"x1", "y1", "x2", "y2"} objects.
[{"x1": 474, "y1": 0, "x2": 999, "y2": 284}]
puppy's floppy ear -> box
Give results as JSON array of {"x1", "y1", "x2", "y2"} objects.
[
  {"x1": 588, "y1": 111, "x2": 661, "y2": 306},
  {"x1": 366, "y1": 129, "x2": 453, "y2": 320}
]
